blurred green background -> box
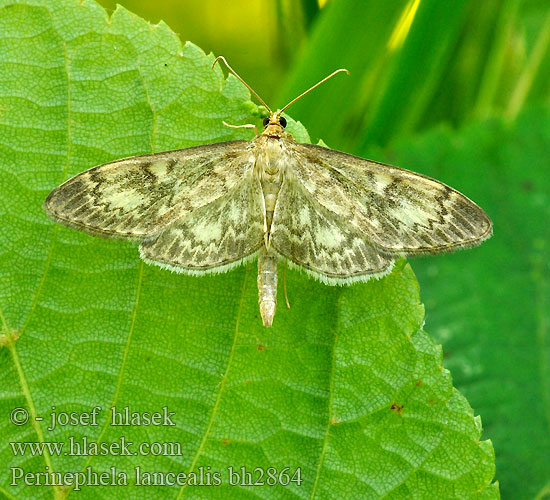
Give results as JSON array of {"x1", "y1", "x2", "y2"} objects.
[{"x1": 98, "y1": 0, "x2": 550, "y2": 498}]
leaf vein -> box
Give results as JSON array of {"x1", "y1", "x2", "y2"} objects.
[
  {"x1": 309, "y1": 328, "x2": 337, "y2": 499},
  {"x1": 65, "y1": 261, "x2": 145, "y2": 499},
  {"x1": 176, "y1": 266, "x2": 249, "y2": 500}
]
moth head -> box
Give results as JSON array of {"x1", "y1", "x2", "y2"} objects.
[{"x1": 262, "y1": 113, "x2": 287, "y2": 138}]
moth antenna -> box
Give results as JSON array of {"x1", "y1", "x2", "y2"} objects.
[
  {"x1": 212, "y1": 56, "x2": 272, "y2": 114},
  {"x1": 279, "y1": 68, "x2": 350, "y2": 115}
]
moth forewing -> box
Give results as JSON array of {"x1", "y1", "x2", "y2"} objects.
[
  {"x1": 290, "y1": 143, "x2": 493, "y2": 256},
  {"x1": 43, "y1": 141, "x2": 251, "y2": 239}
]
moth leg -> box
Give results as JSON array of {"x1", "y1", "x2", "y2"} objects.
[
  {"x1": 257, "y1": 246, "x2": 278, "y2": 327},
  {"x1": 222, "y1": 121, "x2": 259, "y2": 137},
  {"x1": 283, "y1": 260, "x2": 291, "y2": 309}
]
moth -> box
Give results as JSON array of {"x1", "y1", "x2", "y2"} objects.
[{"x1": 43, "y1": 56, "x2": 492, "y2": 327}]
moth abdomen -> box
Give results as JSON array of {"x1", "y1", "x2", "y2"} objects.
[{"x1": 257, "y1": 247, "x2": 278, "y2": 327}]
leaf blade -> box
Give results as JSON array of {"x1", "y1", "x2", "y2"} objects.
[{"x1": 0, "y1": 2, "x2": 498, "y2": 499}]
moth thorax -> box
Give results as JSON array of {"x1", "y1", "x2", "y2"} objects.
[
  {"x1": 261, "y1": 138, "x2": 286, "y2": 174},
  {"x1": 257, "y1": 248, "x2": 278, "y2": 327},
  {"x1": 259, "y1": 141, "x2": 284, "y2": 232}
]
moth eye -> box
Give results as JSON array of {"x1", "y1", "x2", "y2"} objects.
[
  {"x1": 279, "y1": 116, "x2": 287, "y2": 128},
  {"x1": 262, "y1": 117, "x2": 270, "y2": 127}
]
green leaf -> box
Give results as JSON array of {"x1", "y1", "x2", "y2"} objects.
[
  {"x1": 0, "y1": 1, "x2": 497, "y2": 499},
  {"x1": 379, "y1": 107, "x2": 550, "y2": 500}
]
